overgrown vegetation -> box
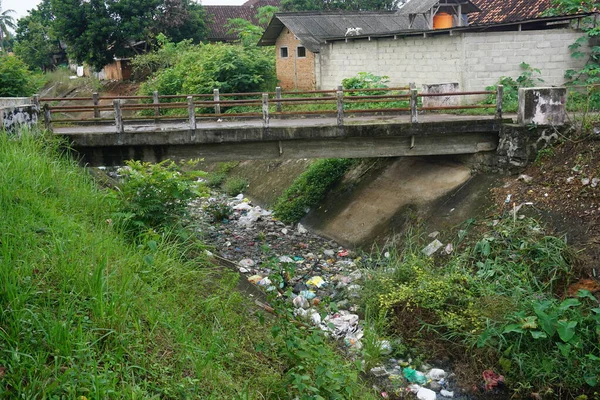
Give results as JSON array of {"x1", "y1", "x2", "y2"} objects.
[
  {"x1": 274, "y1": 158, "x2": 355, "y2": 223},
  {"x1": 484, "y1": 62, "x2": 544, "y2": 112},
  {"x1": 0, "y1": 129, "x2": 371, "y2": 398},
  {"x1": 0, "y1": 53, "x2": 43, "y2": 96},
  {"x1": 360, "y1": 217, "x2": 599, "y2": 396}
]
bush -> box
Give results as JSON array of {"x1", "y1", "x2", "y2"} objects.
[
  {"x1": 0, "y1": 54, "x2": 42, "y2": 97},
  {"x1": 111, "y1": 159, "x2": 207, "y2": 235},
  {"x1": 274, "y1": 158, "x2": 354, "y2": 223},
  {"x1": 485, "y1": 62, "x2": 543, "y2": 112},
  {"x1": 222, "y1": 176, "x2": 248, "y2": 196},
  {"x1": 138, "y1": 42, "x2": 276, "y2": 98}
]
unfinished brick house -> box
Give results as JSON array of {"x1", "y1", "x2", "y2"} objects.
[{"x1": 258, "y1": 0, "x2": 592, "y2": 91}]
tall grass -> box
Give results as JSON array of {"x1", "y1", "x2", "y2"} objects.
[{"x1": 0, "y1": 130, "x2": 289, "y2": 398}]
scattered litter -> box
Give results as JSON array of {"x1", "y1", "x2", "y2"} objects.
[
  {"x1": 296, "y1": 223, "x2": 308, "y2": 234},
  {"x1": 257, "y1": 277, "x2": 271, "y2": 286},
  {"x1": 384, "y1": 251, "x2": 390, "y2": 258},
  {"x1": 505, "y1": 194, "x2": 512, "y2": 203},
  {"x1": 403, "y1": 368, "x2": 427, "y2": 385},
  {"x1": 324, "y1": 249, "x2": 335, "y2": 257},
  {"x1": 426, "y1": 368, "x2": 447, "y2": 381},
  {"x1": 306, "y1": 276, "x2": 326, "y2": 288},
  {"x1": 582, "y1": 178, "x2": 591, "y2": 186},
  {"x1": 517, "y1": 174, "x2": 533, "y2": 183},
  {"x1": 422, "y1": 240, "x2": 443, "y2": 257},
  {"x1": 593, "y1": 178, "x2": 600, "y2": 188},
  {"x1": 370, "y1": 366, "x2": 389, "y2": 377},
  {"x1": 281, "y1": 228, "x2": 289, "y2": 235},
  {"x1": 279, "y1": 255, "x2": 294, "y2": 263},
  {"x1": 299, "y1": 290, "x2": 316, "y2": 300},
  {"x1": 440, "y1": 389, "x2": 454, "y2": 398},
  {"x1": 337, "y1": 249, "x2": 349, "y2": 257},
  {"x1": 482, "y1": 369, "x2": 505, "y2": 391},
  {"x1": 443, "y1": 243, "x2": 453, "y2": 254},
  {"x1": 428, "y1": 231, "x2": 440, "y2": 238},
  {"x1": 378, "y1": 340, "x2": 392, "y2": 355},
  {"x1": 408, "y1": 385, "x2": 436, "y2": 400},
  {"x1": 567, "y1": 176, "x2": 575, "y2": 184},
  {"x1": 238, "y1": 258, "x2": 255, "y2": 268},
  {"x1": 292, "y1": 295, "x2": 310, "y2": 309},
  {"x1": 248, "y1": 275, "x2": 263, "y2": 284}
]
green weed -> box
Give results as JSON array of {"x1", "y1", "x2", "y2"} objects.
[{"x1": 222, "y1": 176, "x2": 248, "y2": 196}]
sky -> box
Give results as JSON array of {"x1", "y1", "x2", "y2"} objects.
[{"x1": 3, "y1": 0, "x2": 246, "y2": 21}]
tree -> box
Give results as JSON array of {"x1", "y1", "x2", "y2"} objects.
[
  {"x1": 281, "y1": 0, "x2": 400, "y2": 12},
  {"x1": 225, "y1": 6, "x2": 279, "y2": 46},
  {"x1": 0, "y1": 1, "x2": 16, "y2": 51},
  {"x1": 13, "y1": 0, "x2": 64, "y2": 71},
  {"x1": 0, "y1": 54, "x2": 40, "y2": 96},
  {"x1": 51, "y1": 0, "x2": 206, "y2": 71}
]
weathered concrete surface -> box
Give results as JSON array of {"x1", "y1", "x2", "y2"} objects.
[
  {"x1": 58, "y1": 114, "x2": 506, "y2": 166},
  {"x1": 1, "y1": 105, "x2": 38, "y2": 132},
  {"x1": 518, "y1": 87, "x2": 567, "y2": 126},
  {"x1": 497, "y1": 123, "x2": 564, "y2": 172},
  {"x1": 0, "y1": 97, "x2": 31, "y2": 107},
  {"x1": 422, "y1": 83, "x2": 459, "y2": 108}
]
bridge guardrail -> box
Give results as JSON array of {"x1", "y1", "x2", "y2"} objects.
[{"x1": 39, "y1": 85, "x2": 503, "y2": 132}]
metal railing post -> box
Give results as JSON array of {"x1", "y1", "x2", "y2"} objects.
[
  {"x1": 153, "y1": 91, "x2": 160, "y2": 121},
  {"x1": 336, "y1": 90, "x2": 344, "y2": 128},
  {"x1": 275, "y1": 86, "x2": 282, "y2": 112},
  {"x1": 214, "y1": 89, "x2": 221, "y2": 115},
  {"x1": 93, "y1": 92, "x2": 100, "y2": 118},
  {"x1": 113, "y1": 99, "x2": 124, "y2": 133},
  {"x1": 496, "y1": 85, "x2": 504, "y2": 119},
  {"x1": 410, "y1": 89, "x2": 418, "y2": 123},
  {"x1": 187, "y1": 96, "x2": 196, "y2": 130},
  {"x1": 262, "y1": 93, "x2": 269, "y2": 134}
]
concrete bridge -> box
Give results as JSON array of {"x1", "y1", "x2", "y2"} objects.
[
  {"x1": 56, "y1": 114, "x2": 507, "y2": 166},
  {"x1": 3, "y1": 85, "x2": 565, "y2": 167}
]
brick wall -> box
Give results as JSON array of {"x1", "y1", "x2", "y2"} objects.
[
  {"x1": 317, "y1": 29, "x2": 587, "y2": 92},
  {"x1": 275, "y1": 28, "x2": 317, "y2": 90}
]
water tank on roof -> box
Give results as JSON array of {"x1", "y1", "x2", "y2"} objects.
[{"x1": 433, "y1": 12, "x2": 453, "y2": 29}]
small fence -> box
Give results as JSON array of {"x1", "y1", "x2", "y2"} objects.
[{"x1": 38, "y1": 84, "x2": 503, "y2": 133}]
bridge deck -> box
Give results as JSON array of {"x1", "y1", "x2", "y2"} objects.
[{"x1": 54, "y1": 113, "x2": 509, "y2": 135}]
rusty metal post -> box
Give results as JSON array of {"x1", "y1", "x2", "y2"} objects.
[
  {"x1": 496, "y1": 85, "x2": 504, "y2": 119},
  {"x1": 113, "y1": 99, "x2": 124, "y2": 133},
  {"x1": 275, "y1": 86, "x2": 282, "y2": 112},
  {"x1": 262, "y1": 93, "x2": 269, "y2": 134},
  {"x1": 214, "y1": 89, "x2": 221, "y2": 115},
  {"x1": 187, "y1": 96, "x2": 196, "y2": 131},
  {"x1": 336, "y1": 90, "x2": 344, "y2": 128},
  {"x1": 93, "y1": 92, "x2": 100, "y2": 118},
  {"x1": 410, "y1": 89, "x2": 418, "y2": 124}
]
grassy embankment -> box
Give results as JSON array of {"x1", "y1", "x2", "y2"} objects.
[{"x1": 0, "y1": 130, "x2": 373, "y2": 399}]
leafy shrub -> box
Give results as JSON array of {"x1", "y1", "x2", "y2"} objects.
[
  {"x1": 360, "y1": 217, "x2": 596, "y2": 395},
  {"x1": 111, "y1": 159, "x2": 206, "y2": 235},
  {"x1": 342, "y1": 72, "x2": 390, "y2": 95},
  {"x1": 138, "y1": 42, "x2": 276, "y2": 100},
  {"x1": 222, "y1": 176, "x2": 248, "y2": 196},
  {"x1": 0, "y1": 54, "x2": 42, "y2": 97},
  {"x1": 485, "y1": 62, "x2": 544, "y2": 112},
  {"x1": 274, "y1": 158, "x2": 354, "y2": 223},
  {"x1": 206, "y1": 172, "x2": 227, "y2": 188}
]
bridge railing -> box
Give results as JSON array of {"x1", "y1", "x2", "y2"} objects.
[{"x1": 39, "y1": 85, "x2": 503, "y2": 132}]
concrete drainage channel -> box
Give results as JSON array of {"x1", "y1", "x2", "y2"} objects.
[{"x1": 188, "y1": 191, "x2": 498, "y2": 399}]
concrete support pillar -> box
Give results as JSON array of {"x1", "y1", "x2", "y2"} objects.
[
  {"x1": 93, "y1": 92, "x2": 100, "y2": 118},
  {"x1": 336, "y1": 90, "x2": 344, "y2": 128},
  {"x1": 518, "y1": 87, "x2": 567, "y2": 126},
  {"x1": 214, "y1": 89, "x2": 221, "y2": 115},
  {"x1": 187, "y1": 96, "x2": 196, "y2": 131},
  {"x1": 275, "y1": 87, "x2": 282, "y2": 113},
  {"x1": 410, "y1": 89, "x2": 418, "y2": 124},
  {"x1": 113, "y1": 100, "x2": 123, "y2": 134},
  {"x1": 495, "y1": 85, "x2": 503, "y2": 119},
  {"x1": 262, "y1": 93, "x2": 269, "y2": 134}
]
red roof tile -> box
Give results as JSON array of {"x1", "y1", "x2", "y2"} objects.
[
  {"x1": 469, "y1": 0, "x2": 552, "y2": 25},
  {"x1": 205, "y1": 0, "x2": 281, "y2": 41}
]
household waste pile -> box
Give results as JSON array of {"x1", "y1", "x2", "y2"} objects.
[{"x1": 189, "y1": 193, "x2": 478, "y2": 399}]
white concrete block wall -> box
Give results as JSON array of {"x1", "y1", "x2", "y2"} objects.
[{"x1": 317, "y1": 29, "x2": 588, "y2": 92}]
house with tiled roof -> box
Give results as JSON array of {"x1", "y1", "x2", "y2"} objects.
[
  {"x1": 259, "y1": 0, "x2": 594, "y2": 91},
  {"x1": 205, "y1": 0, "x2": 281, "y2": 42}
]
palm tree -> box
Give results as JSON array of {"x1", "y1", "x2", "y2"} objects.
[{"x1": 0, "y1": 1, "x2": 16, "y2": 51}]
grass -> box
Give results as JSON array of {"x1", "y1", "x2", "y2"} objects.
[{"x1": 0, "y1": 129, "x2": 372, "y2": 398}]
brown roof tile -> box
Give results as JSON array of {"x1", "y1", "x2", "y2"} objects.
[
  {"x1": 469, "y1": 0, "x2": 552, "y2": 25},
  {"x1": 205, "y1": 0, "x2": 281, "y2": 41}
]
